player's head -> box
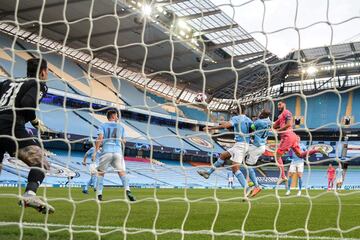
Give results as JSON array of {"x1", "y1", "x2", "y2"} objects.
[
  {"x1": 277, "y1": 101, "x2": 286, "y2": 112},
  {"x1": 106, "y1": 109, "x2": 119, "y2": 121},
  {"x1": 329, "y1": 163, "x2": 332, "y2": 167},
  {"x1": 234, "y1": 104, "x2": 246, "y2": 115},
  {"x1": 27, "y1": 58, "x2": 48, "y2": 80},
  {"x1": 258, "y1": 109, "x2": 270, "y2": 119}
]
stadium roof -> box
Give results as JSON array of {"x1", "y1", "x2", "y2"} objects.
[
  {"x1": 0, "y1": 0, "x2": 279, "y2": 108},
  {"x1": 4, "y1": 1, "x2": 358, "y2": 110},
  {"x1": 283, "y1": 41, "x2": 360, "y2": 83}
]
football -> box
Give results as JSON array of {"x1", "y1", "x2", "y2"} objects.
[{"x1": 195, "y1": 92, "x2": 207, "y2": 102}]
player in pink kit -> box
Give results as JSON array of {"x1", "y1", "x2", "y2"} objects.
[
  {"x1": 327, "y1": 163, "x2": 335, "y2": 191},
  {"x1": 273, "y1": 101, "x2": 327, "y2": 184}
]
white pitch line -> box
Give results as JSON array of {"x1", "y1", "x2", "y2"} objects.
[
  {"x1": 0, "y1": 222, "x2": 359, "y2": 240},
  {"x1": 137, "y1": 199, "x2": 360, "y2": 206}
]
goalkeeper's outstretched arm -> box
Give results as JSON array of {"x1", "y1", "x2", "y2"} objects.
[{"x1": 20, "y1": 82, "x2": 48, "y2": 133}]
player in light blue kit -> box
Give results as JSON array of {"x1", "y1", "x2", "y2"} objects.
[
  {"x1": 92, "y1": 109, "x2": 136, "y2": 202},
  {"x1": 246, "y1": 109, "x2": 272, "y2": 198},
  {"x1": 285, "y1": 136, "x2": 307, "y2": 197},
  {"x1": 335, "y1": 163, "x2": 343, "y2": 191},
  {"x1": 82, "y1": 146, "x2": 101, "y2": 194},
  {"x1": 198, "y1": 106, "x2": 253, "y2": 195},
  {"x1": 227, "y1": 171, "x2": 234, "y2": 188}
]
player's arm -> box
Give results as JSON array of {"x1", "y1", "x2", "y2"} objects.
[
  {"x1": 122, "y1": 137, "x2": 126, "y2": 145},
  {"x1": 95, "y1": 134, "x2": 103, "y2": 151},
  {"x1": 276, "y1": 117, "x2": 292, "y2": 133},
  {"x1": 121, "y1": 136, "x2": 126, "y2": 152},
  {"x1": 93, "y1": 126, "x2": 104, "y2": 161},
  {"x1": 20, "y1": 84, "x2": 48, "y2": 133},
  {"x1": 203, "y1": 121, "x2": 232, "y2": 131},
  {"x1": 273, "y1": 118, "x2": 280, "y2": 129},
  {"x1": 122, "y1": 126, "x2": 126, "y2": 145},
  {"x1": 92, "y1": 134, "x2": 103, "y2": 162},
  {"x1": 82, "y1": 151, "x2": 89, "y2": 166}
]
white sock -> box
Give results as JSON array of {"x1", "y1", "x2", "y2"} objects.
[{"x1": 25, "y1": 190, "x2": 36, "y2": 196}]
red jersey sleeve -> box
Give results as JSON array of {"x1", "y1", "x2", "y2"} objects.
[{"x1": 284, "y1": 110, "x2": 292, "y2": 122}]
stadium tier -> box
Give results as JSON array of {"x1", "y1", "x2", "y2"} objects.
[
  {"x1": 37, "y1": 103, "x2": 99, "y2": 137},
  {"x1": 25, "y1": 102, "x2": 221, "y2": 153},
  {"x1": 1, "y1": 150, "x2": 227, "y2": 188},
  {"x1": 2, "y1": 148, "x2": 359, "y2": 189},
  {"x1": 282, "y1": 90, "x2": 360, "y2": 129},
  {"x1": 0, "y1": 33, "x2": 210, "y2": 122},
  {"x1": 178, "y1": 105, "x2": 210, "y2": 122},
  {"x1": 2, "y1": 32, "x2": 359, "y2": 130}
]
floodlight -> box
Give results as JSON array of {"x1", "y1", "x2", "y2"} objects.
[
  {"x1": 179, "y1": 30, "x2": 186, "y2": 37},
  {"x1": 177, "y1": 19, "x2": 191, "y2": 32},
  {"x1": 306, "y1": 66, "x2": 318, "y2": 76},
  {"x1": 141, "y1": 4, "x2": 152, "y2": 16}
]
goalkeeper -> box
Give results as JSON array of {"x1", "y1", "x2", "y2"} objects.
[{"x1": 0, "y1": 58, "x2": 54, "y2": 214}]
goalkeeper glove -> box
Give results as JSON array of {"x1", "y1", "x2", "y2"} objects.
[{"x1": 31, "y1": 118, "x2": 48, "y2": 134}]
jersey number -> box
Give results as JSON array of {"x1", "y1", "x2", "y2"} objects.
[
  {"x1": 106, "y1": 128, "x2": 118, "y2": 139},
  {"x1": 260, "y1": 124, "x2": 271, "y2": 139},
  {"x1": 261, "y1": 131, "x2": 269, "y2": 139},
  {"x1": 0, "y1": 82, "x2": 24, "y2": 107}
]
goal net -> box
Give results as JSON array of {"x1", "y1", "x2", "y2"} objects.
[{"x1": 0, "y1": 0, "x2": 359, "y2": 239}]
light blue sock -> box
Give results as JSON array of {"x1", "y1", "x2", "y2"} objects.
[
  {"x1": 91, "y1": 175, "x2": 97, "y2": 188},
  {"x1": 298, "y1": 177, "x2": 302, "y2": 191},
  {"x1": 234, "y1": 170, "x2": 248, "y2": 188},
  {"x1": 85, "y1": 175, "x2": 94, "y2": 191},
  {"x1": 248, "y1": 168, "x2": 259, "y2": 187},
  {"x1": 207, "y1": 159, "x2": 225, "y2": 175},
  {"x1": 84, "y1": 178, "x2": 90, "y2": 191},
  {"x1": 97, "y1": 176, "x2": 104, "y2": 196},
  {"x1": 120, "y1": 175, "x2": 130, "y2": 191},
  {"x1": 287, "y1": 176, "x2": 292, "y2": 190}
]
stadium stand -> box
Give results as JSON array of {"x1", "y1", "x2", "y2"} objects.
[
  {"x1": 111, "y1": 77, "x2": 168, "y2": 114},
  {"x1": 178, "y1": 105, "x2": 209, "y2": 122},
  {"x1": 307, "y1": 92, "x2": 340, "y2": 129},
  {"x1": 18, "y1": 39, "x2": 89, "y2": 87},
  {"x1": 1, "y1": 149, "x2": 231, "y2": 188},
  {"x1": 0, "y1": 33, "x2": 213, "y2": 122},
  {"x1": 37, "y1": 103, "x2": 98, "y2": 136},
  {"x1": 2, "y1": 144, "x2": 360, "y2": 189},
  {"x1": 281, "y1": 91, "x2": 360, "y2": 129},
  {"x1": 0, "y1": 34, "x2": 82, "y2": 94},
  {"x1": 170, "y1": 128, "x2": 224, "y2": 153},
  {"x1": 125, "y1": 119, "x2": 198, "y2": 150},
  {"x1": 50, "y1": 151, "x2": 231, "y2": 188},
  {"x1": 145, "y1": 91, "x2": 181, "y2": 117},
  {"x1": 146, "y1": 91, "x2": 212, "y2": 121}
]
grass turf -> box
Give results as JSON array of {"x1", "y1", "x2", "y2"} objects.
[{"x1": 0, "y1": 187, "x2": 359, "y2": 240}]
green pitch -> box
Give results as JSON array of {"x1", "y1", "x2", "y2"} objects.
[{"x1": 0, "y1": 188, "x2": 359, "y2": 240}]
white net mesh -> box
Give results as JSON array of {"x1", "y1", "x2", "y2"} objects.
[{"x1": 0, "y1": 0, "x2": 360, "y2": 239}]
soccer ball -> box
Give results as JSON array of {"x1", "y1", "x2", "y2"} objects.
[{"x1": 195, "y1": 93, "x2": 207, "y2": 103}]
